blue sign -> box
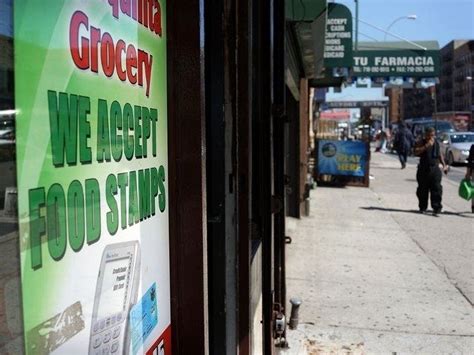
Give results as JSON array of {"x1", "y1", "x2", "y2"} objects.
[
  {"x1": 129, "y1": 283, "x2": 159, "y2": 355},
  {"x1": 318, "y1": 140, "x2": 368, "y2": 177}
]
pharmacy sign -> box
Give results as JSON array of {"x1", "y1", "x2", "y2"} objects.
[{"x1": 353, "y1": 50, "x2": 440, "y2": 77}]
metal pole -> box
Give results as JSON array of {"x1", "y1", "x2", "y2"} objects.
[
  {"x1": 432, "y1": 85, "x2": 438, "y2": 133},
  {"x1": 384, "y1": 15, "x2": 417, "y2": 41},
  {"x1": 289, "y1": 298, "x2": 302, "y2": 329},
  {"x1": 357, "y1": 18, "x2": 427, "y2": 51},
  {"x1": 355, "y1": 0, "x2": 359, "y2": 51},
  {"x1": 382, "y1": 105, "x2": 386, "y2": 131},
  {"x1": 467, "y1": 77, "x2": 473, "y2": 130},
  {"x1": 385, "y1": 17, "x2": 406, "y2": 40}
]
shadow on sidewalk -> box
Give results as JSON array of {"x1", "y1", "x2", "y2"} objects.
[{"x1": 360, "y1": 206, "x2": 473, "y2": 218}]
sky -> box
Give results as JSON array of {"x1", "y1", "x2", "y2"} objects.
[
  {"x1": 333, "y1": 0, "x2": 474, "y2": 48},
  {"x1": 2, "y1": 1, "x2": 472, "y2": 44}
]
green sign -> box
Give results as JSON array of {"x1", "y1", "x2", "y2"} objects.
[
  {"x1": 353, "y1": 50, "x2": 440, "y2": 77},
  {"x1": 324, "y1": 3, "x2": 353, "y2": 68},
  {"x1": 286, "y1": 0, "x2": 327, "y2": 21},
  {"x1": 15, "y1": 1, "x2": 171, "y2": 354}
]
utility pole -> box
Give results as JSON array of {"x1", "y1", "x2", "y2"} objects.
[
  {"x1": 431, "y1": 84, "x2": 438, "y2": 133},
  {"x1": 354, "y1": 0, "x2": 359, "y2": 51},
  {"x1": 384, "y1": 15, "x2": 417, "y2": 41}
]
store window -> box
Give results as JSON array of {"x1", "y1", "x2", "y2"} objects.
[{"x1": 0, "y1": 0, "x2": 23, "y2": 354}]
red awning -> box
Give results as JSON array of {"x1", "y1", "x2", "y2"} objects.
[{"x1": 320, "y1": 111, "x2": 350, "y2": 120}]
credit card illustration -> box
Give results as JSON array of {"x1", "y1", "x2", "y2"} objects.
[
  {"x1": 27, "y1": 301, "x2": 85, "y2": 354},
  {"x1": 130, "y1": 283, "x2": 158, "y2": 354},
  {"x1": 89, "y1": 241, "x2": 140, "y2": 355}
]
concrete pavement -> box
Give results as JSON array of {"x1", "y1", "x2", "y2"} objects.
[{"x1": 280, "y1": 151, "x2": 473, "y2": 354}]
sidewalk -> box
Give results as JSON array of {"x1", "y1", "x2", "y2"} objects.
[{"x1": 280, "y1": 152, "x2": 474, "y2": 354}]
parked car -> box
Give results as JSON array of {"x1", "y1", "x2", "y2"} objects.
[
  {"x1": 438, "y1": 132, "x2": 474, "y2": 165},
  {"x1": 410, "y1": 120, "x2": 456, "y2": 139},
  {"x1": 0, "y1": 129, "x2": 15, "y2": 143}
]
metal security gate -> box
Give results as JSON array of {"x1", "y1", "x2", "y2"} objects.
[{"x1": 167, "y1": 0, "x2": 288, "y2": 353}]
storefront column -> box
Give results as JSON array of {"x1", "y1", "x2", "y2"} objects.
[{"x1": 168, "y1": 0, "x2": 208, "y2": 354}]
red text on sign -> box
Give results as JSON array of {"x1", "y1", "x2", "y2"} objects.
[{"x1": 69, "y1": 11, "x2": 153, "y2": 97}]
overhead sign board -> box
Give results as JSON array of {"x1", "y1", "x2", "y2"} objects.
[
  {"x1": 323, "y1": 3, "x2": 353, "y2": 68},
  {"x1": 353, "y1": 50, "x2": 440, "y2": 77},
  {"x1": 325, "y1": 100, "x2": 388, "y2": 109}
]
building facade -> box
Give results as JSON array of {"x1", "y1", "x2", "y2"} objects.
[
  {"x1": 385, "y1": 87, "x2": 434, "y2": 122},
  {"x1": 385, "y1": 87, "x2": 402, "y2": 123},
  {"x1": 402, "y1": 88, "x2": 435, "y2": 120},
  {"x1": 437, "y1": 40, "x2": 474, "y2": 128}
]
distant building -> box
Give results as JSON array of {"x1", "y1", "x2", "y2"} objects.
[
  {"x1": 385, "y1": 87, "x2": 402, "y2": 123},
  {"x1": 402, "y1": 88, "x2": 435, "y2": 119},
  {"x1": 436, "y1": 40, "x2": 474, "y2": 128},
  {"x1": 385, "y1": 87, "x2": 434, "y2": 122}
]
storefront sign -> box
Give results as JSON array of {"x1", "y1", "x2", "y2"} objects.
[
  {"x1": 325, "y1": 100, "x2": 388, "y2": 109},
  {"x1": 324, "y1": 3, "x2": 353, "y2": 68},
  {"x1": 318, "y1": 140, "x2": 368, "y2": 177},
  {"x1": 15, "y1": 1, "x2": 171, "y2": 354},
  {"x1": 353, "y1": 50, "x2": 440, "y2": 77}
]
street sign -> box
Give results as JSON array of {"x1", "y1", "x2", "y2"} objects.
[{"x1": 14, "y1": 1, "x2": 172, "y2": 353}]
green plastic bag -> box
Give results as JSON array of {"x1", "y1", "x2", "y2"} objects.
[{"x1": 458, "y1": 179, "x2": 474, "y2": 201}]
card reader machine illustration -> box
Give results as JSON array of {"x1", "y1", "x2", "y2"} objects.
[{"x1": 89, "y1": 241, "x2": 140, "y2": 355}]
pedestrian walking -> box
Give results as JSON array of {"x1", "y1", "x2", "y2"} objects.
[
  {"x1": 379, "y1": 130, "x2": 388, "y2": 153},
  {"x1": 414, "y1": 127, "x2": 449, "y2": 215},
  {"x1": 465, "y1": 143, "x2": 474, "y2": 213},
  {"x1": 393, "y1": 122, "x2": 415, "y2": 169},
  {"x1": 375, "y1": 130, "x2": 382, "y2": 152},
  {"x1": 382, "y1": 129, "x2": 390, "y2": 153}
]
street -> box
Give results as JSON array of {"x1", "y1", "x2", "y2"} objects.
[
  {"x1": 281, "y1": 151, "x2": 473, "y2": 354},
  {"x1": 446, "y1": 165, "x2": 470, "y2": 185}
]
